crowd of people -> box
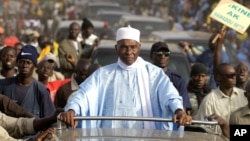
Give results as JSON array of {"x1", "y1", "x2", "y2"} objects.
[{"x1": 0, "y1": 0, "x2": 250, "y2": 140}]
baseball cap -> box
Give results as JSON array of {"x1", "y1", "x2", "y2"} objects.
[
  {"x1": 16, "y1": 45, "x2": 38, "y2": 66},
  {"x1": 150, "y1": 41, "x2": 170, "y2": 56},
  {"x1": 43, "y1": 53, "x2": 60, "y2": 68}
]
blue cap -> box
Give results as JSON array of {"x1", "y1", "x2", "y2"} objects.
[{"x1": 17, "y1": 45, "x2": 38, "y2": 66}]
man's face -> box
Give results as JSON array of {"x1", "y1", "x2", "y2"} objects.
[
  {"x1": 151, "y1": 49, "x2": 170, "y2": 69},
  {"x1": 1, "y1": 48, "x2": 16, "y2": 70},
  {"x1": 47, "y1": 59, "x2": 57, "y2": 68},
  {"x1": 75, "y1": 65, "x2": 89, "y2": 84},
  {"x1": 75, "y1": 60, "x2": 91, "y2": 84},
  {"x1": 36, "y1": 61, "x2": 53, "y2": 80},
  {"x1": 69, "y1": 24, "x2": 80, "y2": 39},
  {"x1": 17, "y1": 59, "x2": 35, "y2": 77},
  {"x1": 218, "y1": 65, "x2": 236, "y2": 88},
  {"x1": 191, "y1": 74, "x2": 207, "y2": 89},
  {"x1": 115, "y1": 39, "x2": 141, "y2": 65},
  {"x1": 236, "y1": 64, "x2": 249, "y2": 83},
  {"x1": 82, "y1": 27, "x2": 94, "y2": 38}
]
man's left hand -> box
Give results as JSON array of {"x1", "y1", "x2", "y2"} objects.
[{"x1": 173, "y1": 109, "x2": 192, "y2": 127}]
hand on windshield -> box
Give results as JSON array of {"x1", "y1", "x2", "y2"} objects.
[
  {"x1": 173, "y1": 109, "x2": 192, "y2": 127},
  {"x1": 59, "y1": 110, "x2": 78, "y2": 128}
]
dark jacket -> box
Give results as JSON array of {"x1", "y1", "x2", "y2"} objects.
[{"x1": 165, "y1": 69, "x2": 191, "y2": 109}]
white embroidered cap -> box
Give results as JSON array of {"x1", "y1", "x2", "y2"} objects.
[{"x1": 116, "y1": 25, "x2": 140, "y2": 42}]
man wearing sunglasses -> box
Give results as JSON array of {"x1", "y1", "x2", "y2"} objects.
[
  {"x1": 150, "y1": 42, "x2": 191, "y2": 115},
  {"x1": 195, "y1": 63, "x2": 247, "y2": 126}
]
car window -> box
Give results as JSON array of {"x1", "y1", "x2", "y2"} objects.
[
  {"x1": 168, "y1": 54, "x2": 190, "y2": 83},
  {"x1": 92, "y1": 48, "x2": 117, "y2": 65}
]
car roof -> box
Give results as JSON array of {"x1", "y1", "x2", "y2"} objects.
[
  {"x1": 150, "y1": 31, "x2": 212, "y2": 41},
  {"x1": 86, "y1": 1, "x2": 123, "y2": 19},
  {"x1": 55, "y1": 128, "x2": 226, "y2": 141},
  {"x1": 120, "y1": 15, "x2": 167, "y2": 23},
  {"x1": 97, "y1": 10, "x2": 131, "y2": 16},
  {"x1": 58, "y1": 19, "x2": 105, "y2": 29},
  {"x1": 88, "y1": 1, "x2": 120, "y2": 7}
]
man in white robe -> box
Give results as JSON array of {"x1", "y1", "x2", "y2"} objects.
[{"x1": 60, "y1": 25, "x2": 192, "y2": 130}]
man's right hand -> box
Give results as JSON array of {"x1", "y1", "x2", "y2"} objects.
[
  {"x1": 209, "y1": 114, "x2": 230, "y2": 139},
  {"x1": 65, "y1": 54, "x2": 76, "y2": 64},
  {"x1": 59, "y1": 110, "x2": 78, "y2": 128}
]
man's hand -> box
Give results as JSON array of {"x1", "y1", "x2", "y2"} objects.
[
  {"x1": 51, "y1": 108, "x2": 64, "y2": 122},
  {"x1": 33, "y1": 128, "x2": 55, "y2": 141},
  {"x1": 59, "y1": 110, "x2": 78, "y2": 128},
  {"x1": 93, "y1": 38, "x2": 99, "y2": 47},
  {"x1": 172, "y1": 109, "x2": 192, "y2": 127},
  {"x1": 65, "y1": 54, "x2": 76, "y2": 64},
  {"x1": 209, "y1": 114, "x2": 229, "y2": 139},
  {"x1": 65, "y1": 53, "x2": 76, "y2": 68}
]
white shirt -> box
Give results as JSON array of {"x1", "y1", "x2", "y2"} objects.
[
  {"x1": 195, "y1": 87, "x2": 247, "y2": 124},
  {"x1": 71, "y1": 40, "x2": 79, "y2": 56}
]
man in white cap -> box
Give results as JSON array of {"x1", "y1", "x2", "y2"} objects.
[{"x1": 59, "y1": 25, "x2": 192, "y2": 130}]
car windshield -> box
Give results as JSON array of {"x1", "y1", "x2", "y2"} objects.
[{"x1": 91, "y1": 48, "x2": 190, "y2": 83}]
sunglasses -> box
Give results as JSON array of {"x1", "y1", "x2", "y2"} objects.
[
  {"x1": 153, "y1": 51, "x2": 170, "y2": 57},
  {"x1": 221, "y1": 73, "x2": 236, "y2": 79}
]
